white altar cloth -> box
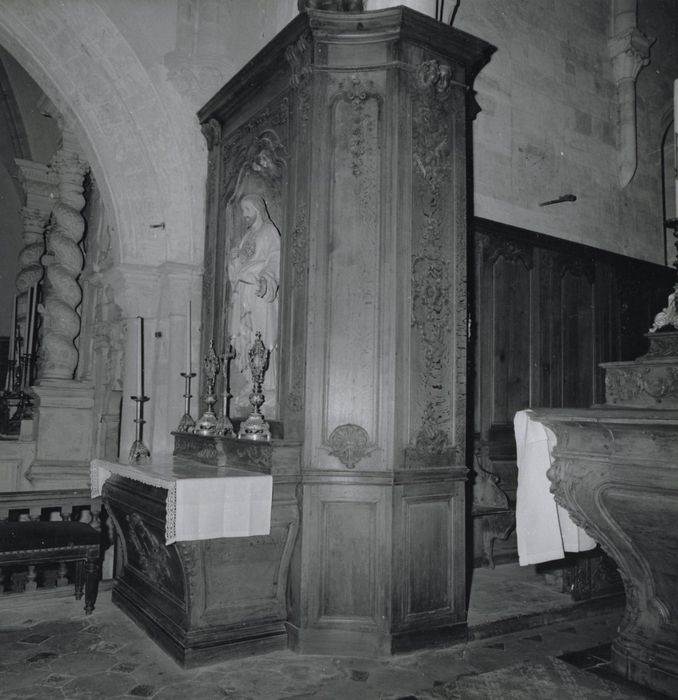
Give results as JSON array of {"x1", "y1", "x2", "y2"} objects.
[
  {"x1": 513, "y1": 410, "x2": 596, "y2": 565},
  {"x1": 91, "y1": 456, "x2": 272, "y2": 545}
]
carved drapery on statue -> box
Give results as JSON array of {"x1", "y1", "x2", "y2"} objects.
[
  {"x1": 227, "y1": 195, "x2": 281, "y2": 413},
  {"x1": 219, "y1": 104, "x2": 288, "y2": 417},
  {"x1": 39, "y1": 144, "x2": 89, "y2": 380}
]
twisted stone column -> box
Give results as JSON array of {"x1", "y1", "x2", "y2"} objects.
[
  {"x1": 39, "y1": 137, "x2": 89, "y2": 380},
  {"x1": 13, "y1": 161, "x2": 55, "y2": 378},
  {"x1": 14, "y1": 160, "x2": 54, "y2": 295}
]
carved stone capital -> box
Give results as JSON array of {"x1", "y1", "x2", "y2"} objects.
[{"x1": 14, "y1": 158, "x2": 57, "y2": 213}]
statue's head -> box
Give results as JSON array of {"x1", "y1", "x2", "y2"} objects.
[{"x1": 239, "y1": 194, "x2": 269, "y2": 229}]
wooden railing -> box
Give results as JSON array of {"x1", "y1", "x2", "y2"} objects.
[
  {"x1": 0, "y1": 489, "x2": 103, "y2": 595},
  {"x1": 0, "y1": 489, "x2": 100, "y2": 524}
]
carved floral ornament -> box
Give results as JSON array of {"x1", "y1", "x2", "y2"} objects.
[
  {"x1": 605, "y1": 366, "x2": 678, "y2": 403},
  {"x1": 324, "y1": 424, "x2": 376, "y2": 469},
  {"x1": 409, "y1": 59, "x2": 455, "y2": 456},
  {"x1": 413, "y1": 59, "x2": 453, "y2": 98},
  {"x1": 222, "y1": 126, "x2": 288, "y2": 206}
]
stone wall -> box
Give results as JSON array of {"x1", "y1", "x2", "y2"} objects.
[{"x1": 455, "y1": 0, "x2": 676, "y2": 264}]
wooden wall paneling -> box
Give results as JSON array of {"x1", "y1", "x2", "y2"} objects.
[
  {"x1": 290, "y1": 477, "x2": 391, "y2": 656},
  {"x1": 472, "y1": 230, "x2": 536, "y2": 565},
  {"x1": 470, "y1": 217, "x2": 675, "y2": 574},
  {"x1": 593, "y1": 262, "x2": 621, "y2": 403},
  {"x1": 556, "y1": 253, "x2": 596, "y2": 409},
  {"x1": 391, "y1": 473, "x2": 467, "y2": 650}
]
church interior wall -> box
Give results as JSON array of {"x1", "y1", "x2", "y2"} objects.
[
  {"x1": 456, "y1": 0, "x2": 675, "y2": 264},
  {"x1": 0, "y1": 1, "x2": 675, "y2": 472}
]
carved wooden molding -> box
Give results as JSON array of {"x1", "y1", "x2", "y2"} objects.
[
  {"x1": 286, "y1": 32, "x2": 313, "y2": 126},
  {"x1": 324, "y1": 423, "x2": 376, "y2": 469},
  {"x1": 643, "y1": 332, "x2": 678, "y2": 358},
  {"x1": 200, "y1": 118, "x2": 221, "y2": 151},
  {"x1": 126, "y1": 512, "x2": 173, "y2": 591},
  {"x1": 221, "y1": 102, "x2": 289, "y2": 206},
  {"x1": 410, "y1": 57, "x2": 455, "y2": 455},
  {"x1": 483, "y1": 237, "x2": 533, "y2": 270},
  {"x1": 291, "y1": 202, "x2": 308, "y2": 290},
  {"x1": 606, "y1": 365, "x2": 678, "y2": 404}
]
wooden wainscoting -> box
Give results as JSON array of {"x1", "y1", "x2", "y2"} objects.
[{"x1": 471, "y1": 218, "x2": 674, "y2": 570}]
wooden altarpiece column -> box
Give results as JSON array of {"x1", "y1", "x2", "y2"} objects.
[{"x1": 199, "y1": 7, "x2": 494, "y2": 655}]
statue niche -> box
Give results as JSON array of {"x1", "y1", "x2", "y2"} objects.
[{"x1": 226, "y1": 194, "x2": 281, "y2": 417}]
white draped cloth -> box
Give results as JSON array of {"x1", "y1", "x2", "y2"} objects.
[
  {"x1": 91, "y1": 458, "x2": 272, "y2": 545},
  {"x1": 513, "y1": 410, "x2": 596, "y2": 565}
]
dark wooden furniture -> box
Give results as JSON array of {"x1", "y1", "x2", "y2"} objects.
[
  {"x1": 0, "y1": 520, "x2": 100, "y2": 613},
  {"x1": 101, "y1": 440, "x2": 301, "y2": 667},
  {"x1": 471, "y1": 218, "x2": 675, "y2": 569},
  {"x1": 198, "y1": 7, "x2": 494, "y2": 656}
]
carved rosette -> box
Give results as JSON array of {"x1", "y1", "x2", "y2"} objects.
[
  {"x1": 39, "y1": 147, "x2": 90, "y2": 380},
  {"x1": 410, "y1": 59, "x2": 455, "y2": 454},
  {"x1": 324, "y1": 424, "x2": 376, "y2": 469}
]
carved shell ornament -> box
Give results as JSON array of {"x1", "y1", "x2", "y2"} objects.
[{"x1": 324, "y1": 424, "x2": 376, "y2": 469}]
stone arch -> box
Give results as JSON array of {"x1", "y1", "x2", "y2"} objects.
[{"x1": 0, "y1": 1, "x2": 205, "y2": 273}]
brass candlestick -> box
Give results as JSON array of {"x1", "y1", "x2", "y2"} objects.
[
  {"x1": 128, "y1": 394, "x2": 151, "y2": 465},
  {"x1": 177, "y1": 371, "x2": 196, "y2": 432},
  {"x1": 215, "y1": 342, "x2": 236, "y2": 437},
  {"x1": 195, "y1": 340, "x2": 220, "y2": 436},
  {"x1": 238, "y1": 331, "x2": 271, "y2": 441}
]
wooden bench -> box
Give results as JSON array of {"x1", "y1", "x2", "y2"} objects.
[{"x1": 0, "y1": 520, "x2": 101, "y2": 614}]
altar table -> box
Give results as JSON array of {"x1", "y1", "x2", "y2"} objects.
[{"x1": 95, "y1": 443, "x2": 301, "y2": 667}]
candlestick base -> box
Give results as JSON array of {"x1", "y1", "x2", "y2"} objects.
[
  {"x1": 238, "y1": 412, "x2": 271, "y2": 442},
  {"x1": 129, "y1": 394, "x2": 150, "y2": 465},
  {"x1": 195, "y1": 410, "x2": 218, "y2": 436},
  {"x1": 215, "y1": 413, "x2": 235, "y2": 437},
  {"x1": 128, "y1": 439, "x2": 152, "y2": 465},
  {"x1": 177, "y1": 413, "x2": 196, "y2": 433}
]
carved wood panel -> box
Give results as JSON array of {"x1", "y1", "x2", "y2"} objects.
[
  {"x1": 324, "y1": 78, "x2": 382, "y2": 440},
  {"x1": 303, "y1": 481, "x2": 388, "y2": 630}
]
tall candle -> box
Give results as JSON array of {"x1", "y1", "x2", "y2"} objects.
[
  {"x1": 137, "y1": 316, "x2": 144, "y2": 398},
  {"x1": 186, "y1": 300, "x2": 192, "y2": 374}
]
